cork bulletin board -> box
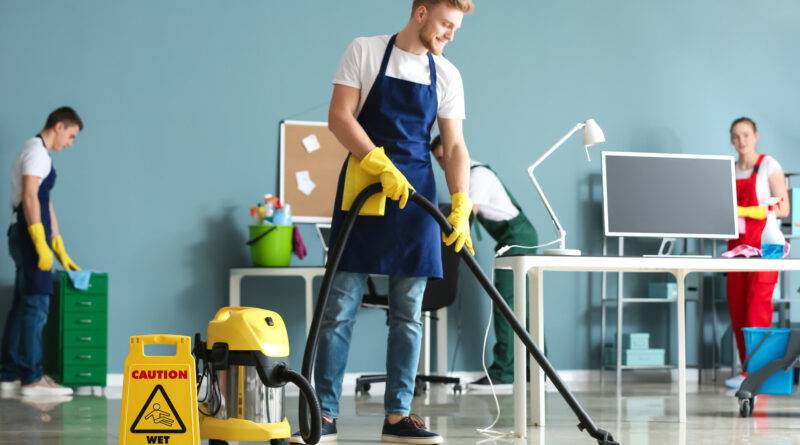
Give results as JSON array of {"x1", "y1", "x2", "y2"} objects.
[{"x1": 279, "y1": 120, "x2": 348, "y2": 223}]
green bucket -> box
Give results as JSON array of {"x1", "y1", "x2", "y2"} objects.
[{"x1": 248, "y1": 224, "x2": 293, "y2": 267}]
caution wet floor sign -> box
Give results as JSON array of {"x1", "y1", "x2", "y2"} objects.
[{"x1": 119, "y1": 335, "x2": 199, "y2": 444}]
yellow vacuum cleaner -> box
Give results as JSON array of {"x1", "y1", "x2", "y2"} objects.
[{"x1": 194, "y1": 307, "x2": 321, "y2": 445}]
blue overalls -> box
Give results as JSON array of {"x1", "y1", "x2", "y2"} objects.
[
  {"x1": 329, "y1": 34, "x2": 442, "y2": 279},
  {"x1": 316, "y1": 35, "x2": 442, "y2": 417},
  {"x1": 1, "y1": 136, "x2": 56, "y2": 384}
]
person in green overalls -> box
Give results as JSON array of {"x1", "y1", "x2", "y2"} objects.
[{"x1": 431, "y1": 135, "x2": 539, "y2": 388}]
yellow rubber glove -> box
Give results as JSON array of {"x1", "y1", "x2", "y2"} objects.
[
  {"x1": 52, "y1": 235, "x2": 81, "y2": 271},
  {"x1": 27, "y1": 223, "x2": 54, "y2": 271},
  {"x1": 443, "y1": 192, "x2": 475, "y2": 255},
  {"x1": 737, "y1": 205, "x2": 767, "y2": 220},
  {"x1": 359, "y1": 147, "x2": 414, "y2": 209}
]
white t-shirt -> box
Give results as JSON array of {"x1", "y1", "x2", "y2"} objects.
[
  {"x1": 333, "y1": 35, "x2": 465, "y2": 119},
  {"x1": 10, "y1": 137, "x2": 52, "y2": 210},
  {"x1": 735, "y1": 155, "x2": 783, "y2": 205},
  {"x1": 469, "y1": 163, "x2": 519, "y2": 222}
]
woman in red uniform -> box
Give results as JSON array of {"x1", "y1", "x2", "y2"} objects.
[{"x1": 725, "y1": 117, "x2": 790, "y2": 388}]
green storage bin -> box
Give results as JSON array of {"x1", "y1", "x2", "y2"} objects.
[
  {"x1": 62, "y1": 330, "x2": 106, "y2": 349},
  {"x1": 62, "y1": 293, "x2": 107, "y2": 313},
  {"x1": 63, "y1": 312, "x2": 107, "y2": 331},
  {"x1": 604, "y1": 346, "x2": 666, "y2": 366},
  {"x1": 248, "y1": 224, "x2": 293, "y2": 267},
  {"x1": 61, "y1": 365, "x2": 107, "y2": 386},
  {"x1": 623, "y1": 333, "x2": 650, "y2": 350},
  {"x1": 47, "y1": 272, "x2": 109, "y2": 388},
  {"x1": 63, "y1": 347, "x2": 107, "y2": 366}
]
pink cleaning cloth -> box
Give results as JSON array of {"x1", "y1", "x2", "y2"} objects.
[
  {"x1": 722, "y1": 244, "x2": 760, "y2": 258},
  {"x1": 292, "y1": 225, "x2": 307, "y2": 260},
  {"x1": 721, "y1": 242, "x2": 791, "y2": 258}
]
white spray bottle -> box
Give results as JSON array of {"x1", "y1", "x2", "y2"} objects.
[{"x1": 761, "y1": 197, "x2": 785, "y2": 258}]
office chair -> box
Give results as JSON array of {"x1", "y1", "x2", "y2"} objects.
[{"x1": 355, "y1": 204, "x2": 463, "y2": 397}]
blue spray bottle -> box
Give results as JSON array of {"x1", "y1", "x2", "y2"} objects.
[{"x1": 761, "y1": 197, "x2": 785, "y2": 258}]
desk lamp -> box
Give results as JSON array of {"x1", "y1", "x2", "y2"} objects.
[{"x1": 527, "y1": 118, "x2": 605, "y2": 256}]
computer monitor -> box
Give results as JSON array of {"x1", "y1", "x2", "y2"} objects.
[{"x1": 602, "y1": 151, "x2": 738, "y2": 239}]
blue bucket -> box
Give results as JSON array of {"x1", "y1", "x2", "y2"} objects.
[{"x1": 743, "y1": 327, "x2": 794, "y2": 395}]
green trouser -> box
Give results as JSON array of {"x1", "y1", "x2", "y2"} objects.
[{"x1": 488, "y1": 268, "x2": 523, "y2": 383}]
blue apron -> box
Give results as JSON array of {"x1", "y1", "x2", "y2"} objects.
[
  {"x1": 10, "y1": 135, "x2": 56, "y2": 295},
  {"x1": 329, "y1": 34, "x2": 442, "y2": 278}
]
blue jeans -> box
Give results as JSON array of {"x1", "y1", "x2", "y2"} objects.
[
  {"x1": 1, "y1": 226, "x2": 50, "y2": 385},
  {"x1": 314, "y1": 271, "x2": 427, "y2": 417}
]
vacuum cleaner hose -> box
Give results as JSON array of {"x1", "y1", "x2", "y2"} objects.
[
  {"x1": 299, "y1": 183, "x2": 618, "y2": 445},
  {"x1": 280, "y1": 365, "x2": 322, "y2": 445}
]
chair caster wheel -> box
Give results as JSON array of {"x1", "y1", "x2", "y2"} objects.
[
  {"x1": 738, "y1": 397, "x2": 754, "y2": 417},
  {"x1": 453, "y1": 384, "x2": 462, "y2": 395},
  {"x1": 356, "y1": 382, "x2": 371, "y2": 395},
  {"x1": 413, "y1": 381, "x2": 426, "y2": 397}
]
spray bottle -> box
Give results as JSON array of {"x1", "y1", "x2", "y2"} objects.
[{"x1": 761, "y1": 197, "x2": 785, "y2": 258}]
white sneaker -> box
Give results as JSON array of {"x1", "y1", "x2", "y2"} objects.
[
  {"x1": 21, "y1": 376, "x2": 74, "y2": 396},
  {"x1": 0, "y1": 379, "x2": 21, "y2": 392},
  {"x1": 725, "y1": 374, "x2": 746, "y2": 389}
]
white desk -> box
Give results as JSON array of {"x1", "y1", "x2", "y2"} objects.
[
  {"x1": 229, "y1": 267, "x2": 326, "y2": 334},
  {"x1": 494, "y1": 255, "x2": 800, "y2": 439}
]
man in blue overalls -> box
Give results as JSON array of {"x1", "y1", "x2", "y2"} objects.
[
  {"x1": 1, "y1": 107, "x2": 83, "y2": 397},
  {"x1": 292, "y1": 1, "x2": 475, "y2": 443}
]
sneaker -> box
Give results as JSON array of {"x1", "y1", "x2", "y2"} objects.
[
  {"x1": 0, "y1": 379, "x2": 21, "y2": 392},
  {"x1": 468, "y1": 375, "x2": 512, "y2": 391},
  {"x1": 725, "y1": 374, "x2": 746, "y2": 389},
  {"x1": 381, "y1": 414, "x2": 442, "y2": 444},
  {"x1": 21, "y1": 377, "x2": 74, "y2": 397},
  {"x1": 289, "y1": 418, "x2": 337, "y2": 443}
]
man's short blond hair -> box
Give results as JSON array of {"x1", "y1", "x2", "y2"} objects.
[{"x1": 412, "y1": 0, "x2": 474, "y2": 15}]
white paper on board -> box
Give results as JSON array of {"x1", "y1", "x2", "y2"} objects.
[
  {"x1": 302, "y1": 134, "x2": 321, "y2": 153},
  {"x1": 296, "y1": 170, "x2": 316, "y2": 196}
]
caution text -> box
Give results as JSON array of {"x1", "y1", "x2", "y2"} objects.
[{"x1": 131, "y1": 370, "x2": 188, "y2": 380}]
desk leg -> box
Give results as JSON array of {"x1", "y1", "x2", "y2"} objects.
[
  {"x1": 529, "y1": 268, "x2": 545, "y2": 427},
  {"x1": 676, "y1": 270, "x2": 687, "y2": 423},
  {"x1": 229, "y1": 275, "x2": 242, "y2": 307},
  {"x1": 513, "y1": 263, "x2": 528, "y2": 439},
  {"x1": 304, "y1": 276, "x2": 314, "y2": 336},
  {"x1": 436, "y1": 308, "x2": 448, "y2": 375}
]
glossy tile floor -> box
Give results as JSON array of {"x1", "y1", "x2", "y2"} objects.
[{"x1": 1, "y1": 381, "x2": 799, "y2": 444}]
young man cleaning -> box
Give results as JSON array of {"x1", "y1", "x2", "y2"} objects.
[
  {"x1": 293, "y1": 1, "x2": 474, "y2": 443},
  {"x1": 431, "y1": 135, "x2": 539, "y2": 390},
  {"x1": 1, "y1": 107, "x2": 83, "y2": 396}
]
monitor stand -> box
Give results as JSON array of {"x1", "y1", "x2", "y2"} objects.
[{"x1": 642, "y1": 238, "x2": 712, "y2": 258}]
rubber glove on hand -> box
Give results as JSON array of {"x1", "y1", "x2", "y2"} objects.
[
  {"x1": 27, "y1": 223, "x2": 54, "y2": 271},
  {"x1": 737, "y1": 205, "x2": 767, "y2": 220},
  {"x1": 359, "y1": 147, "x2": 414, "y2": 209},
  {"x1": 52, "y1": 235, "x2": 81, "y2": 271},
  {"x1": 443, "y1": 192, "x2": 475, "y2": 255}
]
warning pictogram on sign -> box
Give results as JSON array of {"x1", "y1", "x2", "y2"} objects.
[{"x1": 130, "y1": 384, "x2": 187, "y2": 433}]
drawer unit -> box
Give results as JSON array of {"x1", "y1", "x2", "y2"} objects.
[
  {"x1": 63, "y1": 347, "x2": 107, "y2": 366},
  {"x1": 61, "y1": 365, "x2": 107, "y2": 386},
  {"x1": 48, "y1": 272, "x2": 109, "y2": 387},
  {"x1": 63, "y1": 312, "x2": 107, "y2": 331},
  {"x1": 61, "y1": 294, "x2": 108, "y2": 313},
  {"x1": 62, "y1": 330, "x2": 106, "y2": 349}
]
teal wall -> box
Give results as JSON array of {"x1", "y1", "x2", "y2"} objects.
[{"x1": 2, "y1": 1, "x2": 799, "y2": 374}]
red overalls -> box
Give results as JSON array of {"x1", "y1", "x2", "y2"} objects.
[{"x1": 726, "y1": 154, "x2": 778, "y2": 366}]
